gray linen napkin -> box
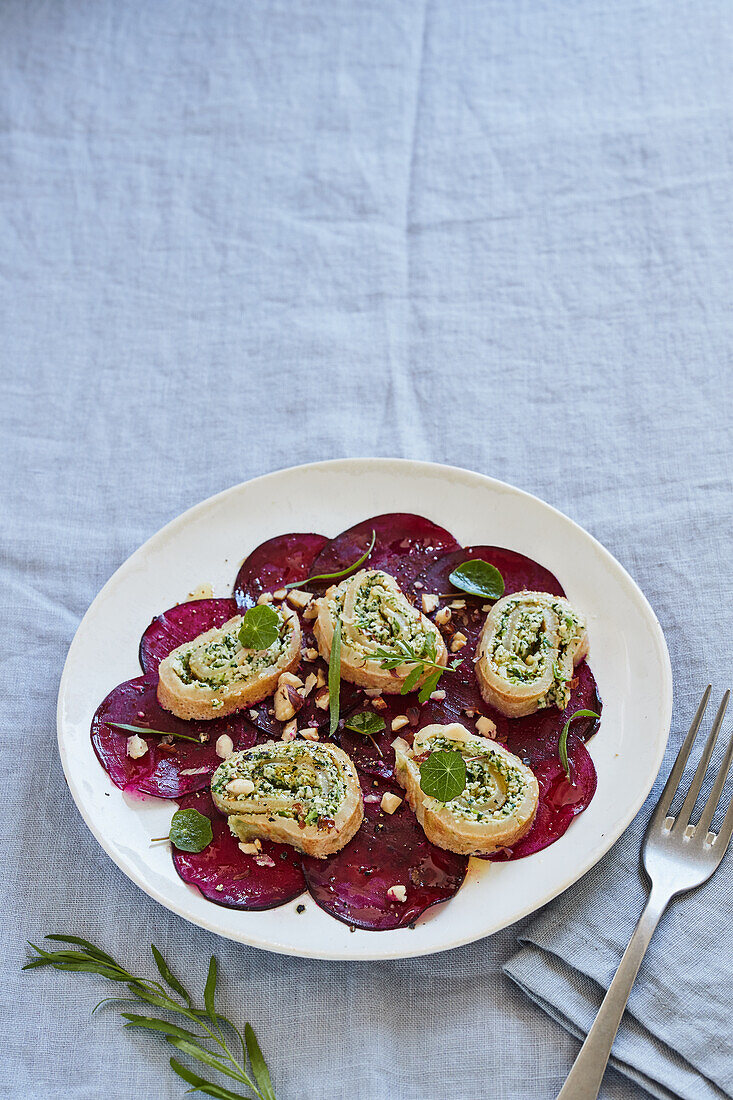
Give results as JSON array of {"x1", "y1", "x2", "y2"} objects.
[{"x1": 504, "y1": 720, "x2": 733, "y2": 1100}]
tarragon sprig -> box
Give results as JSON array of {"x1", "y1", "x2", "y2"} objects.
[
  {"x1": 371, "y1": 633, "x2": 462, "y2": 703},
  {"x1": 24, "y1": 936, "x2": 275, "y2": 1100}
]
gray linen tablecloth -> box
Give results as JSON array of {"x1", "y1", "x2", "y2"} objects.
[{"x1": 2, "y1": 2, "x2": 732, "y2": 1097}]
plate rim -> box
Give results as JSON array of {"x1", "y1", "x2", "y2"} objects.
[{"x1": 57, "y1": 457, "x2": 673, "y2": 959}]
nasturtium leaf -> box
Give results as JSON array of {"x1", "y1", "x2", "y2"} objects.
[
  {"x1": 419, "y1": 750, "x2": 467, "y2": 802},
  {"x1": 238, "y1": 604, "x2": 279, "y2": 650},
  {"x1": 559, "y1": 709, "x2": 600, "y2": 779},
  {"x1": 168, "y1": 808, "x2": 213, "y2": 853},
  {"x1": 345, "y1": 711, "x2": 386, "y2": 736},
  {"x1": 448, "y1": 559, "x2": 505, "y2": 600}
]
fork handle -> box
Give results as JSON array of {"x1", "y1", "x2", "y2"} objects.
[{"x1": 556, "y1": 885, "x2": 670, "y2": 1100}]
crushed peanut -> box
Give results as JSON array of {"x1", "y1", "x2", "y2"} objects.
[
  {"x1": 391, "y1": 715, "x2": 410, "y2": 732},
  {"x1": 421, "y1": 594, "x2": 440, "y2": 614},
  {"x1": 476, "y1": 715, "x2": 497, "y2": 738},
  {"x1": 450, "y1": 631, "x2": 468, "y2": 652},
  {"x1": 435, "y1": 606, "x2": 452, "y2": 627}
]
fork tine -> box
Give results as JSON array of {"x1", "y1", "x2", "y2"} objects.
[
  {"x1": 674, "y1": 691, "x2": 730, "y2": 832},
  {"x1": 696, "y1": 705, "x2": 733, "y2": 837},
  {"x1": 649, "y1": 686, "x2": 710, "y2": 830},
  {"x1": 713, "y1": 784, "x2": 733, "y2": 852}
]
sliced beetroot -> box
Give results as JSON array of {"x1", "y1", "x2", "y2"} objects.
[
  {"x1": 233, "y1": 532, "x2": 329, "y2": 609},
  {"x1": 172, "y1": 790, "x2": 306, "y2": 909},
  {"x1": 139, "y1": 598, "x2": 239, "y2": 674},
  {"x1": 302, "y1": 774, "x2": 468, "y2": 930},
  {"x1": 308, "y1": 513, "x2": 460, "y2": 593},
  {"x1": 487, "y1": 739, "x2": 598, "y2": 861},
  {"x1": 91, "y1": 675, "x2": 258, "y2": 798}
]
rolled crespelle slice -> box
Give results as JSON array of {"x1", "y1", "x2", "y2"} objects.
[
  {"x1": 211, "y1": 740, "x2": 364, "y2": 858},
  {"x1": 393, "y1": 723, "x2": 539, "y2": 856},
  {"x1": 157, "y1": 604, "x2": 301, "y2": 721},
  {"x1": 313, "y1": 568, "x2": 447, "y2": 693},
  {"x1": 475, "y1": 590, "x2": 588, "y2": 718}
]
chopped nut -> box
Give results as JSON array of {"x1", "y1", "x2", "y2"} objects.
[
  {"x1": 215, "y1": 734, "x2": 234, "y2": 759},
  {"x1": 314, "y1": 687, "x2": 330, "y2": 710},
  {"x1": 282, "y1": 719, "x2": 298, "y2": 740},
  {"x1": 300, "y1": 727, "x2": 319, "y2": 741},
  {"x1": 450, "y1": 631, "x2": 468, "y2": 652},
  {"x1": 482, "y1": 603, "x2": 492, "y2": 612},
  {"x1": 316, "y1": 667, "x2": 327, "y2": 687},
  {"x1": 463, "y1": 708, "x2": 476, "y2": 718},
  {"x1": 381, "y1": 791, "x2": 402, "y2": 814},
  {"x1": 387, "y1": 884, "x2": 407, "y2": 903},
  {"x1": 257, "y1": 591, "x2": 273, "y2": 605},
  {"x1": 364, "y1": 687, "x2": 383, "y2": 698},
  {"x1": 414, "y1": 581, "x2": 424, "y2": 589},
  {"x1": 449, "y1": 599, "x2": 466, "y2": 609},
  {"x1": 304, "y1": 647, "x2": 319, "y2": 662},
  {"x1": 302, "y1": 672, "x2": 318, "y2": 697},
  {"x1": 274, "y1": 672, "x2": 305, "y2": 721},
  {"x1": 249, "y1": 709, "x2": 259, "y2": 721},
  {"x1": 371, "y1": 696, "x2": 387, "y2": 711},
  {"x1": 273, "y1": 588, "x2": 287, "y2": 601},
  {"x1": 391, "y1": 715, "x2": 410, "y2": 732},
  {"x1": 302, "y1": 601, "x2": 319, "y2": 620},
  {"x1": 227, "y1": 778, "x2": 255, "y2": 796},
  {"x1": 126, "y1": 734, "x2": 148, "y2": 759},
  {"x1": 238, "y1": 840, "x2": 261, "y2": 855},
  {"x1": 287, "y1": 589, "x2": 312, "y2": 611},
  {"x1": 476, "y1": 715, "x2": 497, "y2": 738},
  {"x1": 421, "y1": 593, "x2": 440, "y2": 614},
  {"x1": 430, "y1": 689, "x2": 446, "y2": 702},
  {"x1": 435, "y1": 606, "x2": 452, "y2": 627}
]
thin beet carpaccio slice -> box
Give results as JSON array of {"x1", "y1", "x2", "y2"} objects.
[
  {"x1": 302, "y1": 775, "x2": 468, "y2": 930},
  {"x1": 139, "y1": 598, "x2": 239, "y2": 674},
  {"x1": 91, "y1": 675, "x2": 258, "y2": 798},
  {"x1": 172, "y1": 791, "x2": 306, "y2": 909},
  {"x1": 233, "y1": 532, "x2": 329, "y2": 609},
  {"x1": 308, "y1": 513, "x2": 460, "y2": 593}
]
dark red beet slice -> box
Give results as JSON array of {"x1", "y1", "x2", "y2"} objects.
[
  {"x1": 91, "y1": 675, "x2": 258, "y2": 798},
  {"x1": 139, "y1": 598, "x2": 238, "y2": 674},
  {"x1": 172, "y1": 790, "x2": 306, "y2": 909},
  {"x1": 487, "y1": 739, "x2": 597, "y2": 861},
  {"x1": 233, "y1": 533, "x2": 329, "y2": 609},
  {"x1": 308, "y1": 513, "x2": 460, "y2": 593},
  {"x1": 302, "y1": 774, "x2": 468, "y2": 930}
]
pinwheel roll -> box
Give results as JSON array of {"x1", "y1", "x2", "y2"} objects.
[
  {"x1": 157, "y1": 606, "x2": 301, "y2": 721},
  {"x1": 475, "y1": 591, "x2": 588, "y2": 718},
  {"x1": 211, "y1": 741, "x2": 364, "y2": 857},
  {"x1": 393, "y1": 723, "x2": 539, "y2": 856},
  {"x1": 313, "y1": 569, "x2": 447, "y2": 693}
]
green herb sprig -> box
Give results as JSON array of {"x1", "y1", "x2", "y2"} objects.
[
  {"x1": 371, "y1": 632, "x2": 462, "y2": 704},
  {"x1": 328, "y1": 618, "x2": 342, "y2": 736},
  {"x1": 106, "y1": 722, "x2": 202, "y2": 745},
  {"x1": 559, "y1": 709, "x2": 600, "y2": 779},
  {"x1": 419, "y1": 750, "x2": 467, "y2": 802},
  {"x1": 238, "y1": 605, "x2": 280, "y2": 650},
  {"x1": 282, "y1": 530, "x2": 376, "y2": 591},
  {"x1": 24, "y1": 936, "x2": 275, "y2": 1100}
]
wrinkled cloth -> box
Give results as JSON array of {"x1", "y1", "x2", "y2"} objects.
[{"x1": 1, "y1": 1, "x2": 732, "y2": 1098}]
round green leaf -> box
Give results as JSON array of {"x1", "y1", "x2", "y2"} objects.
[
  {"x1": 345, "y1": 711, "x2": 386, "y2": 736},
  {"x1": 448, "y1": 560, "x2": 505, "y2": 600},
  {"x1": 419, "y1": 750, "x2": 467, "y2": 802},
  {"x1": 168, "y1": 809, "x2": 213, "y2": 853},
  {"x1": 238, "y1": 604, "x2": 279, "y2": 650}
]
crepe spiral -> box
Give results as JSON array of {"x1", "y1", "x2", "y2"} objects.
[
  {"x1": 157, "y1": 605, "x2": 301, "y2": 720},
  {"x1": 313, "y1": 568, "x2": 447, "y2": 693},
  {"x1": 475, "y1": 590, "x2": 588, "y2": 717},
  {"x1": 393, "y1": 723, "x2": 539, "y2": 855},
  {"x1": 211, "y1": 740, "x2": 364, "y2": 857}
]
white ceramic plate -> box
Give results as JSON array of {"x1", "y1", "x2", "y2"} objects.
[{"x1": 58, "y1": 459, "x2": 672, "y2": 960}]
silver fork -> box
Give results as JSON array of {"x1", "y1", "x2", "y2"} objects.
[{"x1": 557, "y1": 686, "x2": 732, "y2": 1100}]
